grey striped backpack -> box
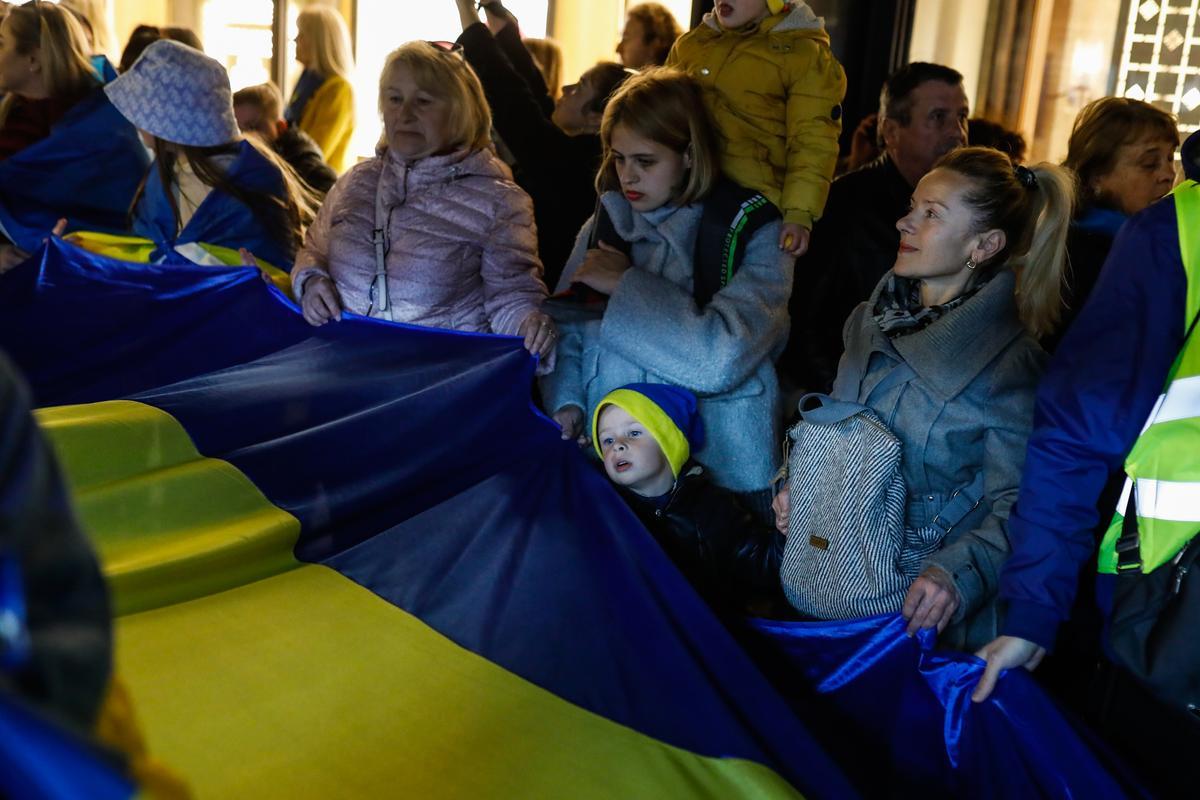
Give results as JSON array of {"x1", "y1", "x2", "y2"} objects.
[{"x1": 779, "y1": 392, "x2": 985, "y2": 620}]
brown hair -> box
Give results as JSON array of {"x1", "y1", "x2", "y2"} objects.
[
  {"x1": 935, "y1": 147, "x2": 1076, "y2": 337},
  {"x1": 596, "y1": 68, "x2": 718, "y2": 206},
  {"x1": 585, "y1": 61, "x2": 635, "y2": 115},
  {"x1": 162, "y1": 27, "x2": 202, "y2": 52},
  {"x1": 523, "y1": 37, "x2": 563, "y2": 101},
  {"x1": 1064, "y1": 97, "x2": 1178, "y2": 203},
  {"x1": 0, "y1": 1, "x2": 98, "y2": 126},
  {"x1": 233, "y1": 82, "x2": 284, "y2": 125},
  {"x1": 132, "y1": 136, "x2": 319, "y2": 263},
  {"x1": 297, "y1": 6, "x2": 353, "y2": 80},
  {"x1": 625, "y1": 3, "x2": 682, "y2": 67},
  {"x1": 878, "y1": 62, "x2": 964, "y2": 143},
  {"x1": 118, "y1": 24, "x2": 160, "y2": 72},
  {"x1": 379, "y1": 42, "x2": 492, "y2": 155}
]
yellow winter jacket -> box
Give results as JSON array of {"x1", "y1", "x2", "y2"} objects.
[
  {"x1": 667, "y1": 3, "x2": 846, "y2": 228},
  {"x1": 298, "y1": 74, "x2": 355, "y2": 174}
]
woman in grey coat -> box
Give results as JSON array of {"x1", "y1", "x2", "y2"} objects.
[{"x1": 781, "y1": 147, "x2": 1075, "y2": 650}]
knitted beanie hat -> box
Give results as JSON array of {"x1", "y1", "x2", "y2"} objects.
[
  {"x1": 105, "y1": 40, "x2": 241, "y2": 147},
  {"x1": 592, "y1": 384, "x2": 705, "y2": 479},
  {"x1": 767, "y1": 0, "x2": 790, "y2": 14}
]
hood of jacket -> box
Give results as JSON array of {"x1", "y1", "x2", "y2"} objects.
[{"x1": 702, "y1": 1, "x2": 826, "y2": 37}]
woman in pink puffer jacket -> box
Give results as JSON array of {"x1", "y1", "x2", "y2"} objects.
[{"x1": 292, "y1": 41, "x2": 557, "y2": 360}]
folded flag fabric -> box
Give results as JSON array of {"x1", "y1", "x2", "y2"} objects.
[
  {"x1": 0, "y1": 239, "x2": 1146, "y2": 799},
  {"x1": 0, "y1": 238, "x2": 855, "y2": 798},
  {"x1": 743, "y1": 614, "x2": 1147, "y2": 798}
]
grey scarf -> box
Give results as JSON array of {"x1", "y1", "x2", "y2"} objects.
[{"x1": 873, "y1": 274, "x2": 984, "y2": 338}]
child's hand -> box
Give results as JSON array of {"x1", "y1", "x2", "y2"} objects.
[
  {"x1": 552, "y1": 404, "x2": 588, "y2": 445},
  {"x1": 779, "y1": 223, "x2": 810, "y2": 257},
  {"x1": 573, "y1": 241, "x2": 631, "y2": 295},
  {"x1": 771, "y1": 488, "x2": 790, "y2": 536}
]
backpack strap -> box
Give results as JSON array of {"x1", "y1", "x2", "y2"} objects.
[
  {"x1": 693, "y1": 178, "x2": 781, "y2": 307},
  {"x1": 587, "y1": 197, "x2": 633, "y2": 256},
  {"x1": 1115, "y1": 486, "x2": 1143, "y2": 573},
  {"x1": 927, "y1": 471, "x2": 987, "y2": 536}
]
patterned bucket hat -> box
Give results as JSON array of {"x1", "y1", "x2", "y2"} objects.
[{"x1": 105, "y1": 40, "x2": 241, "y2": 147}]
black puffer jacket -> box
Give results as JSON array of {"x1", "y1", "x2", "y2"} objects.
[
  {"x1": 620, "y1": 462, "x2": 785, "y2": 609},
  {"x1": 781, "y1": 152, "x2": 913, "y2": 393},
  {"x1": 457, "y1": 22, "x2": 603, "y2": 289},
  {"x1": 274, "y1": 125, "x2": 337, "y2": 195}
]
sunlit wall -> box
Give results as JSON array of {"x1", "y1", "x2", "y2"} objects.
[{"x1": 349, "y1": 1, "x2": 548, "y2": 163}]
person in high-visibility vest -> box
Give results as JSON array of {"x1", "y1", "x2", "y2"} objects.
[{"x1": 973, "y1": 128, "x2": 1200, "y2": 791}]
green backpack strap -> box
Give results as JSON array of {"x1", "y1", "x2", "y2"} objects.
[{"x1": 692, "y1": 178, "x2": 781, "y2": 307}]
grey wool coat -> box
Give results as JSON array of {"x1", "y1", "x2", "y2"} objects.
[
  {"x1": 831, "y1": 269, "x2": 1046, "y2": 650},
  {"x1": 541, "y1": 192, "x2": 794, "y2": 492}
]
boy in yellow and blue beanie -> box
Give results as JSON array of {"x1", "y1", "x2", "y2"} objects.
[
  {"x1": 593, "y1": 384, "x2": 782, "y2": 610},
  {"x1": 666, "y1": 0, "x2": 846, "y2": 257},
  {"x1": 592, "y1": 383, "x2": 703, "y2": 499}
]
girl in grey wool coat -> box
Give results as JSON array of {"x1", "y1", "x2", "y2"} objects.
[
  {"x1": 540, "y1": 69, "x2": 793, "y2": 498},
  {"x1": 775, "y1": 147, "x2": 1075, "y2": 651}
]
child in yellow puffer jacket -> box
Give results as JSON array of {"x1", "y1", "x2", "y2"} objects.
[{"x1": 666, "y1": 0, "x2": 846, "y2": 256}]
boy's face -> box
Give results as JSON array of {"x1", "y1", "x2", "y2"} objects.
[
  {"x1": 715, "y1": 0, "x2": 771, "y2": 29},
  {"x1": 597, "y1": 405, "x2": 674, "y2": 496}
]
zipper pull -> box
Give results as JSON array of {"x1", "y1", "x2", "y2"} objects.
[{"x1": 1173, "y1": 563, "x2": 1189, "y2": 595}]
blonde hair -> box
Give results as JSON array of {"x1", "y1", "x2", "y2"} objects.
[
  {"x1": 936, "y1": 147, "x2": 1076, "y2": 337},
  {"x1": 0, "y1": 1, "x2": 98, "y2": 127},
  {"x1": 379, "y1": 42, "x2": 492, "y2": 155},
  {"x1": 60, "y1": 0, "x2": 114, "y2": 56},
  {"x1": 1064, "y1": 97, "x2": 1178, "y2": 202},
  {"x1": 596, "y1": 68, "x2": 718, "y2": 206},
  {"x1": 297, "y1": 5, "x2": 353, "y2": 80},
  {"x1": 523, "y1": 37, "x2": 563, "y2": 101}
]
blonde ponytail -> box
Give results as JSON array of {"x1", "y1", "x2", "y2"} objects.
[
  {"x1": 936, "y1": 146, "x2": 1077, "y2": 338},
  {"x1": 1016, "y1": 162, "x2": 1075, "y2": 337}
]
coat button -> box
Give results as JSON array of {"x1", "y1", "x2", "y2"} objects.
[{"x1": 700, "y1": 67, "x2": 710, "y2": 76}]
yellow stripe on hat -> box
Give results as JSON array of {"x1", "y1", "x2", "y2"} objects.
[{"x1": 592, "y1": 389, "x2": 690, "y2": 479}]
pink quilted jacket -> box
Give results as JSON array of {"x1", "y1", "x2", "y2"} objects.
[{"x1": 293, "y1": 146, "x2": 547, "y2": 336}]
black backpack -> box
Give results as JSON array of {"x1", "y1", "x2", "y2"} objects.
[{"x1": 1107, "y1": 488, "x2": 1200, "y2": 720}]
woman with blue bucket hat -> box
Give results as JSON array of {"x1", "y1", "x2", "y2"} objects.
[{"x1": 104, "y1": 39, "x2": 317, "y2": 271}]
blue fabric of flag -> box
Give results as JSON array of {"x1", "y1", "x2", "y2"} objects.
[
  {"x1": 0, "y1": 239, "x2": 1150, "y2": 799},
  {"x1": 744, "y1": 614, "x2": 1147, "y2": 798},
  {"x1": 0, "y1": 90, "x2": 149, "y2": 252},
  {"x1": 0, "y1": 692, "x2": 134, "y2": 800},
  {"x1": 133, "y1": 138, "x2": 295, "y2": 269},
  {"x1": 0, "y1": 238, "x2": 858, "y2": 799}
]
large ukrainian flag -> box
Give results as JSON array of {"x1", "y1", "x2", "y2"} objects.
[{"x1": 1, "y1": 238, "x2": 855, "y2": 798}]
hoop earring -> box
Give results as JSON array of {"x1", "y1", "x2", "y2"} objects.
[{"x1": 965, "y1": 258, "x2": 977, "y2": 270}]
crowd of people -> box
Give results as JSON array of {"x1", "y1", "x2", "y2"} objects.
[{"x1": 0, "y1": 0, "x2": 1196, "y2": 795}]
